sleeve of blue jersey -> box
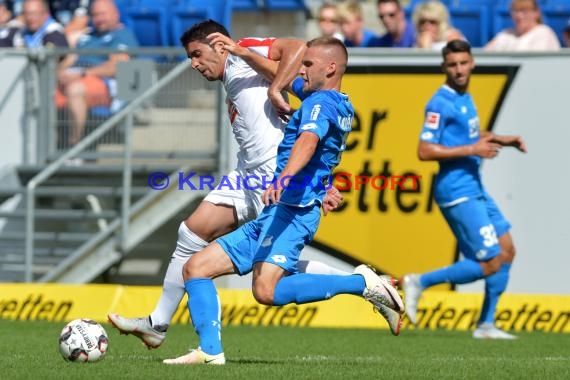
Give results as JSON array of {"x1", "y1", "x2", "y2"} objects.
[
  {"x1": 291, "y1": 77, "x2": 308, "y2": 100},
  {"x1": 419, "y1": 99, "x2": 446, "y2": 143}
]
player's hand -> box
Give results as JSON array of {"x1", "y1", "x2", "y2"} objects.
[
  {"x1": 501, "y1": 136, "x2": 527, "y2": 153},
  {"x1": 268, "y1": 87, "x2": 292, "y2": 116},
  {"x1": 512, "y1": 136, "x2": 527, "y2": 153},
  {"x1": 472, "y1": 134, "x2": 502, "y2": 158},
  {"x1": 416, "y1": 31, "x2": 434, "y2": 49},
  {"x1": 207, "y1": 32, "x2": 248, "y2": 57},
  {"x1": 263, "y1": 176, "x2": 289, "y2": 205},
  {"x1": 322, "y1": 186, "x2": 343, "y2": 216}
]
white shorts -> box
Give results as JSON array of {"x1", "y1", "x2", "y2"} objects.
[{"x1": 204, "y1": 159, "x2": 276, "y2": 224}]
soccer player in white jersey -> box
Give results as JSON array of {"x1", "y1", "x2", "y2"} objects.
[{"x1": 108, "y1": 20, "x2": 353, "y2": 349}]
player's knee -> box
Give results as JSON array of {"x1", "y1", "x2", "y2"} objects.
[
  {"x1": 182, "y1": 256, "x2": 202, "y2": 280},
  {"x1": 252, "y1": 282, "x2": 275, "y2": 305}
]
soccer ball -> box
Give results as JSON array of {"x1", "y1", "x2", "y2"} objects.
[{"x1": 59, "y1": 318, "x2": 109, "y2": 362}]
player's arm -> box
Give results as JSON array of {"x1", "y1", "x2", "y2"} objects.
[
  {"x1": 266, "y1": 38, "x2": 307, "y2": 112},
  {"x1": 263, "y1": 131, "x2": 319, "y2": 205},
  {"x1": 418, "y1": 134, "x2": 503, "y2": 161},
  {"x1": 208, "y1": 32, "x2": 280, "y2": 82},
  {"x1": 484, "y1": 132, "x2": 527, "y2": 153}
]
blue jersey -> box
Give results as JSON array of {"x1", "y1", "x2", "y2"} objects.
[
  {"x1": 419, "y1": 85, "x2": 483, "y2": 206},
  {"x1": 75, "y1": 26, "x2": 139, "y2": 67},
  {"x1": 274, "y1": 77, "x2": 354, "y2": 207}
]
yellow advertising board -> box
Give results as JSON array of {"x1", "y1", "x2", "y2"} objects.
[
  {"x1": 0, "y1": 284, "x2": 567, "y2": 333},
  {"x1": 312, "y1": 66, "x2": 517, "y2": 283}
]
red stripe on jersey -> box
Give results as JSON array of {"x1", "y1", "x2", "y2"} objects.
[{"x1": 237, "y1": 37, "x2": 276, "y2": 59}]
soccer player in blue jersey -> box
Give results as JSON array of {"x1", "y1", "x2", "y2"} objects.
[
  {"x1": 402, "y1": 40, "x2": 527, "y2": 339},
  {"x1": 163, "y1": 36, "x2": 404, "y2": 365}
]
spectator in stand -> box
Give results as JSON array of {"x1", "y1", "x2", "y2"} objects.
[
  {"x1": 0, "y1": 0, "x2": 68, "y2": 48},
  {"x1": 370, "y1": 0, "x2": 415, "y2": 48},
  {"x1": 0, "y1": 1, "x2": 14, "y2": 26},
  {"x1": 412, "y1": 0, "x2": 463, "y2": 50},
  {"x1": 48, "y1": 0, "x2": 91, "y2": 46},
  {"x1": 485, "y1": 0, "x2": 560, "y2": 51},
  {"x1": 563, "y1": 19, "x2": 570, "y2": 48},
  {"x1": 338, "y1": 0, "x2": 376, "y2": 47},
  {"x1": 56, "y1": 0, "x2": 138, "y2": 146},
  {"x1": 316, "y1": 1, "x2": 343, "y2": 42}
]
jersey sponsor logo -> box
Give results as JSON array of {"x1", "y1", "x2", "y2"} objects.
[
  {"x1": 310, "y1": 105, "x2": 321, "y2": 121},
  {"x1": 421, "y1": 131, "x2": 434, "y2": 141},
  {"x1": 425, "y1": 112, "x2": 440, "y2": 129},
  {"x1": 271, "y1": 255, "x2": 287, "y2": 263},
  {"x1": 301, "y1": 122, "x2": 318, "y2": 131}
]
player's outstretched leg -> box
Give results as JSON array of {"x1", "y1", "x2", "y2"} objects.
[
  {"x1": 107, "y1": 222, "x2": 209, "y2": 349},
  {"x1": 402, "y1": 273, "x2": 423, "y2": 326},
  {"x1": 107, "y1": 314, "x2": 166, "y2": 349}
]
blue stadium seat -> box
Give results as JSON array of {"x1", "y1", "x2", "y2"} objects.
[
  {"x1": 171, "y1": 7, "x2": 213, "y2": 47},
  {"x1": 449, "y1": 5, "x2": 490, "y2": 47},
  {"x1": 492, "y1": 5, "x2": 513, "y2": 37},
  {"x1": 183, "y1": 0, "x2": 233, "y2": 33},
  {"x1": 264, "y1": 0, "x2": 306, "y2": 11},
  {"x1": 123, "y1": 7, "x2": 170, "y2": 47},
  {"x1": 233, "y1": 0, "x2": 262, "y2": 11},
  {"x1": 542, "y1": 4, "x2": 570, "y2": 46}
]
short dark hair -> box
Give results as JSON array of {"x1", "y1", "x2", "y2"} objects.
[
  {"x1": 442, "y1": 39, "x2": 471, "y2": 59},
  {"x1": 377, "y1": 0, "x2": 401, "y2": 9},
  {"x1": 179, "y1": 19, "x2": 230, "y2": 48}
]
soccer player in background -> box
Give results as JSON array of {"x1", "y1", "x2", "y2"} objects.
[
  {"x1": 162, "y1": 36, "x2": 404, "y2": 365},
  {"x1": 108, "y1": 20, "x2": 354, "y2": 349},
  {"x1": 402, "y1": 40, "x2": 527, "y2": 339}
]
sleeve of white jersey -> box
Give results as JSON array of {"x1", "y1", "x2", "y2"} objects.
[{"x1": 236, "y1": 37, "x2": 276, "y2": 59}]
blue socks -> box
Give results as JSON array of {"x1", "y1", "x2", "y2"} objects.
[
  {"x1": 420, "y1": 259, "x2": 484, "y2": 288},
  {"x1": 185, "y1": 278, "x2": 222, "y2": 355},
  {"x1": 273, "y1": 274, "x2": 365, "y2": 306},
  {"x1": 479, "y1": 263, "x2": 511, "y2": 324}
]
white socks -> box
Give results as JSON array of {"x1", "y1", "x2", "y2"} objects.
[
  {"x1": 149, "y1": 222, "x2": 208, "y2": 328},
  {"x1": 297, "y1": 260, "x2": 351, "y2": 276}
]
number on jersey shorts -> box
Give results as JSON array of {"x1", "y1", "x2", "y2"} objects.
[{"x1": 440, "y1": 193, "x2": 511, "y2": 261}]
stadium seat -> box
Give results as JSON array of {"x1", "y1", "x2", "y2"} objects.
[
  {"x1": 171, "y1": 7, "x2": 213, "y2": 47},
  {"x1": 542, "y1": 4, "x2": 570, "y2": 46},
  {"x1": 233, "y1": 0, "x2": 262, "y2": 11},
  {"x1": 449, "y1": 5, "x2": 490, "y2": 47},
  {"x1": 492, "y1": 5, "x2": 512, "y2": 37},
  {"x1": 123, "y1": 6, "x2": 170, "y2": 47},
  {"x1": 183, "y1": 0, "x2": 233, "y2": 33},
  {"x1": 264, "y1": 0, "x2": 306, "y2": 11}
]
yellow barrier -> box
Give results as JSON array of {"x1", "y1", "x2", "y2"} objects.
[{"x1": 0, "y1": 284, "x2": 568, "y2": 333}]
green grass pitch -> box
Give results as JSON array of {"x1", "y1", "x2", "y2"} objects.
[{"x1": 1, "y1": 320, "x2": 569, "y2": 379}]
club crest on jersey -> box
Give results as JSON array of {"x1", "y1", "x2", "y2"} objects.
[
  {"x1": 425, "y1": 112, "x2": 440, "y2": 129},
  {"x1": 310, "y1": 104, "x2": 321, "y2": 121}
]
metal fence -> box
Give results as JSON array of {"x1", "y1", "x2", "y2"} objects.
[{"x1": 1, "y1": 47, "x2": 221, "y2": 168}]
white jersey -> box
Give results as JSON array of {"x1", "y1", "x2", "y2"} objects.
[{"x1": 222, "y1": 37, "x2": 286, "y2": 169}]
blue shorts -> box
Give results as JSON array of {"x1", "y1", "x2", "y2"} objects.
[
  {"x1": 217, "y1": 203, "x2": 321, "y2": 275},
  {"x1": 440, "y1": 193, "x2": 511, "y2": 262}
]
